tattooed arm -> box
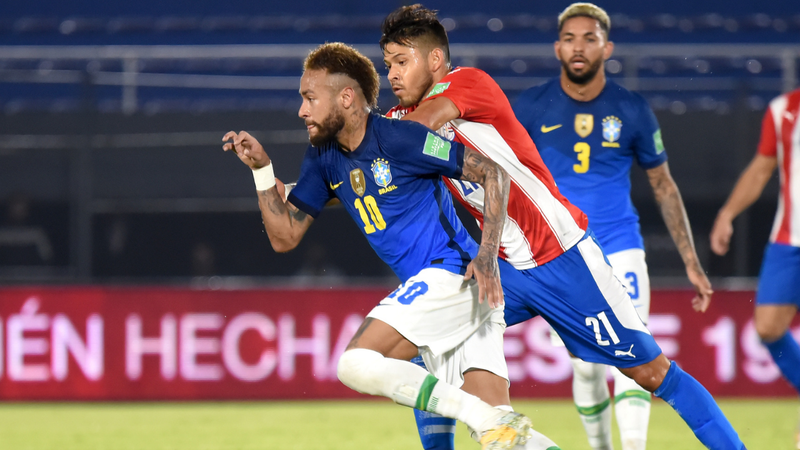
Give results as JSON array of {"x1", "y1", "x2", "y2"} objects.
[
  {"x1": 646, "y1": 162, "x2": 712, "y2": 312},
  {"x1": 461, "y1": 146, "x2": 510, "y2": 308},
  {"x1": 223, "y1": 131, "x2": 314, "y2": 252}
]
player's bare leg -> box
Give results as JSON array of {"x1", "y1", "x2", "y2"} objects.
[{"x1": 337, "y1": 317, "x2": 533, "y2": 450}]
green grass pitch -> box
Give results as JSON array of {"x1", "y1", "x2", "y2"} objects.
[{"x1": 0, "y1": 398, "x2": 794, "y2": 449}]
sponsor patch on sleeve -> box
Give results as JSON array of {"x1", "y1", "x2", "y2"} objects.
[
  {"x1": 653, "y1": 129, "x2": 665, "y2": 154},
  {"x1": 425, "y1": 82, "x2": 451, "y2": 98},
  {"x1": 422, "y1": 132, "x2": 451, "y2": 160}
]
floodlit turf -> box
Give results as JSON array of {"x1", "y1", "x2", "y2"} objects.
[{"x1": 0, "y1": 398, "x2": 794, "y2": 449}]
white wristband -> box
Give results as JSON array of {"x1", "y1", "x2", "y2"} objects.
[{"x1": 252, "y1": 164, "x2": 275, "y2": 191}]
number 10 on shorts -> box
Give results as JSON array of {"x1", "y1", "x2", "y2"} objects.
[{"x1": 586, "y1": 312, "x2": 620, "y2": 346}]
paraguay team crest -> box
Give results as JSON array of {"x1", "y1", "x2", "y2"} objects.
[
  {"x1": 602, "y1": 116, "x2": 623, "y2": 143},
  {"x1": 371, "y1": 158, "x2": 392, "y2": 188}
]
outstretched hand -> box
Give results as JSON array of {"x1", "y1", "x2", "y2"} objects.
[
  {"x1": 222, "y1": 131, "x2": 271, "y2": 169},
  {"x1": 464, "y1": 252, "x2": 504, "y2": 309}
]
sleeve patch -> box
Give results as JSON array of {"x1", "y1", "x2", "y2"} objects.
[
  {"x1": 425, "y1": 82, "x2": 451, "y2": 98},
  {"x1": 422, "y1": 132, "x2": 451, "y2": 160},
  {"x1": 653, "y1": 129, "x2": 665, "y2": 154}
]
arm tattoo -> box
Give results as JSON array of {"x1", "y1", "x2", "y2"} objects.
[
  {"x1": 289, "y1": 207, "x2": 308, "y2": 223},
  {"x1": 649, "y1": 167, "x2": 701, "y2": 271},
  {"x1": 256, "y1": 187, "x2": 312, "y2": 251},
  {"x1": 260, "y1": 189, "x2": 309, "y2": 226},
  {"x1": 346, "y1": 318, "x2": 374, "y2": 350},
  {"x1": 461, "y1": 147, "x2": 509, "y2": 261}
]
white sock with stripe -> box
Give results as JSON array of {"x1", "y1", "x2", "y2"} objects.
[
  {"x1": 571, "y1": 358, "x2": 614, "y2": 450},
  {"x1": 612, "y1": 367, "x2": 650, "y2": 450},
  {"x1": 336, "y1": 348, "x2": 502, "y2": 433}
]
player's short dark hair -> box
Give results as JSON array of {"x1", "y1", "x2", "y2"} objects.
[
  {"x1": 379, "y1": 4, "x2": 450, "y2": 67},
  {"x1": 304, "y1": 42, "x2": 380, "y2": 109},
  {"x1": 558, "y1": 3, "x2": 611, "y2": 38}
]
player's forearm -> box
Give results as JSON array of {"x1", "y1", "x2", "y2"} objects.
[
  {"x1": 402, "y1": 97, "x2": 460, "y2": 131},
  {"x1": 652, "y1": 178, "x2": 702, "y2": 271},
  {"x1": 718, "y1": 159, "x2": 774, "y2": 222},
  {"x1": 256, "y1": 188, "x2": 308, "y2": 252},
  {"x1": 476, "y1": 163, "x2": 510, "y2": 258}
]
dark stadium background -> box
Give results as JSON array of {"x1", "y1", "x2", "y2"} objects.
[{"x1": 0, "y1": 0, "x2": 797, "y2": 284}]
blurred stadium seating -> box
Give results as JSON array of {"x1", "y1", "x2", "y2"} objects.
[
  {"x1": 0, "y1": 0, "x2": 797, "y2": 282},
  {"x1": 0, "y1": 0, "x2": 798, "y2": 115}
]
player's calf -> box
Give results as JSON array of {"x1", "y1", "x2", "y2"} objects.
[
  {"x1": 619, "y1": 356, "x2": 744, "y2": 450},
  {"x1": 337, "y1": 349, "x2": 532, "y2": 450}
]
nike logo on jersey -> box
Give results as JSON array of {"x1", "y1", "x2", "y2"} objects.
[
  {"x1": 540, "y1": 124, "x2": 562, "y2": 133},
  {"x1": 615, "y1": 344, "x2": 636, "y2": 358},
  {"x1": 330, "y1": 181, "x2": 343, "y2": 190}
]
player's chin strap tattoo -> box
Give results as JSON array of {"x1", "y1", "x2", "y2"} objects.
[{"x1": 461, "y1": 146, "x2": 510, "y2": 290}]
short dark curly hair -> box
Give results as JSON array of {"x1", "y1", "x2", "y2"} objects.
[
  {"x1": 379, "y1": 4, "x2": 450, "y2": 67},
  {"x1": 304, "y1": 42, "x2": 380, "y2": 109}
]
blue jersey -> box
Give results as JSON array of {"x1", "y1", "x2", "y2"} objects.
[
  {"x1": 288, "y1": 114, "x2": 478, "y2": 282},
  {"x1": 513, "y1": 78, "x2": 667, "y2": 254}
]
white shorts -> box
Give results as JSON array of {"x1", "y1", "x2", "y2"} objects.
[
  {"x1": 422, "y1": 319, "x2": 508, "y2": 388},
  {"x1": 607, "y1": 248, "x2": 651, "y2": 323},
  {"x1": 366, "y1": 267, "x2": 504, "y2": 357},
  {"x1": 550, "y1": 247, "x2": 651, "y2": 347}
]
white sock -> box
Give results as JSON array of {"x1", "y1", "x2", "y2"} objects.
[
  {"x1": 612, "y1": 367, "x2": 650, "y2": 450},
  {"x1": 337, "y1": 349, "x2": 502, "y2": 433},
  {"x1": 571, "y1": 358, "x2": 613, "y2": 450}
]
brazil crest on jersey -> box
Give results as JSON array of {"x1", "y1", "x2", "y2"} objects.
[
  {"x1": 513, "y1": 78, "x2": 668, "y2": 254},
  {"x1": 287, "y1": 113, "x2": 478, "y2": 282}
]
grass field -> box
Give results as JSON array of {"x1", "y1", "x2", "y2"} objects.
[{"x1": 0, "y1": 398, "x2": 794, "y2": 449}]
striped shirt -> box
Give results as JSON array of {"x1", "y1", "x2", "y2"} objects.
[
  {"x1": 388, "y1": 67, "x2": 588, "y2": 269},
  {"x1": 759, "y1": 88, "x2": 800, "y2": 247}
]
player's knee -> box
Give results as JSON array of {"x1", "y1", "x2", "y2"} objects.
[
  {"x1": 755, "y1": 318, "x2": 788, "y2": 343},
  {"x1": 620, "y1": 355, "x2": 670, "y2": 392},
  {"x1": 571, "y1": 358, "x2": 604, "y2": 382},
  {"x1": 337, "y1": 348, "x2": 382, "y2": 392}
]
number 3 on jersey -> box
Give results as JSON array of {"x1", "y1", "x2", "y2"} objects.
[
  {"x1": 573, "y1": 142, "x2": 590, "y2": 173},
  {"x1": 354, "y1": 195, "x2": 386, "y2": 234}
]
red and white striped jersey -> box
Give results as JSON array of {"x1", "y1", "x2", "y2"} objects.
[
  {"x1": 387, "y1": 67, "x2": 588, "y2": 269},
  {"x1": 760, "y1": 88, "x2": 800, "y2": 247}
]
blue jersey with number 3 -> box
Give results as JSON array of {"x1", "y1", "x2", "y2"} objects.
[
  {"x1": 288, "y1": 114, "x2": 478, "y2": 282},
  {"x1": 513, "y1": 79, "x2": 667, "y2": 254}
]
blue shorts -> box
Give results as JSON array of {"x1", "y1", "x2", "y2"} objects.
[
  {"x1": 756, "y1": 242, "x2": 800, "y2": 306},
  {"x1": 501, "y1": 231, "x2": 662, "y2": 368}
]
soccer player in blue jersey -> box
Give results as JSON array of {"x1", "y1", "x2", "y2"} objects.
[
  {"x1": 223, "y1": 42, "x2": 544, "y2": 450},
  {"x1": 512, "y1": 4, "x2": 713, "y2": 450},
  {"x1": 376, "y1": 4, "x2": 743, "y2": 450}
]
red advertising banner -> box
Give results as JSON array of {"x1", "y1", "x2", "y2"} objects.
[{"x1": 0, "y1": 286, "x2": 795, "y2": 400}]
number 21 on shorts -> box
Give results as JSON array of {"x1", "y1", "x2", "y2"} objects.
[{"x1": 586, "y1": 312, "x2": 620, "y2": 346}]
